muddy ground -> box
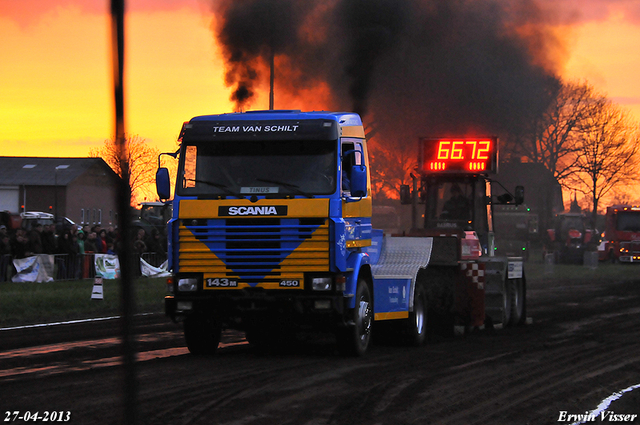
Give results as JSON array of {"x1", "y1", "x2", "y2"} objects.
[{"x1": 1, "y1": 272, "x2": 639, "y2": 425}]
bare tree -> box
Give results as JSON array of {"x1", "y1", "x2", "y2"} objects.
[
  {"x1": 567, "y1": 101, "x2": 640, "y2": 226},
  {"x1": 362, "y1": 123, "x2": 418, "y2": 200},
  {"x1": 368, "y1": 139, "x2": 417, "y2": 200},
  {"x1": 89, "y1": 134, "x2": 160, "y2": 204},
  {"x1": 518, "y1": 80, "x2": 600, "y2": 185}
]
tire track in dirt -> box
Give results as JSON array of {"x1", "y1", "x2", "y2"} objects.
[
  {"x1": 2, "y1": 276, "x2": 639, "y2": 425},
  {"x1": 137, "y1": 349, "x2": 378, "y2": 425}
]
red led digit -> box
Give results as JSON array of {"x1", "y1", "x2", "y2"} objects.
[
  {"x1": 477, "y1": 140, "x2": 491, "y2": 160},
  {"x1": 451, "y1": 141, "x2": 463, "y2": 159},
  {"x1": 437, "y1": 141, "x2": 450, "y2": 159},
  {"x1": 466, "y1": 141, "x2": 477, "y2": 159}
]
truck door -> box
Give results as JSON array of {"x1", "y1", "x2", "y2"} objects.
[{"x1": 340, "y1": 139, "x2": 372, "y2": 246}]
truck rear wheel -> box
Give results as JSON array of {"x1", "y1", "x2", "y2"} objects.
[
  {"x1": 424, "y1": 267, "x2": 455, "y2": 338},
  {"x1": 501, "y1": 280, "x2": 513, "y2": 326},
  {"x1": 336, "y1": 277, "x2": 372, "y2": 356},
  {"x1": 508, "y1": 278, "x2": 526, "y2": 326},
  {"x1": 405, "y1": 283, "x2": 427, "y2": 346},
  {"x1": 184, "y1": 314, "x2": 222, "y2": 355}
]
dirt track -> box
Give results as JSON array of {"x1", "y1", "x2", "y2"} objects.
[{"x1": 1, "y1": 271, "x2": 640, "y2": 425}]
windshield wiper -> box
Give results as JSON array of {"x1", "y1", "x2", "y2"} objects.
[
  {"x1": 256, "y1": 178, "x2": 314, "y2": 198},
  {"x1": 184, "y1": 178, "x2": 238, "y2": 197}
]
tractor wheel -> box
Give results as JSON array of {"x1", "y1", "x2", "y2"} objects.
[
  {"x1": 508, "y1": 278, "x2": 526, "y2": 326},
  {"x1": 501, "y1": 279, "x2": 513, "y2": 327}
]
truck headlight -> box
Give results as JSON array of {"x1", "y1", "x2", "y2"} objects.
[
  {"x1": 311, "y1": 277, "x2": 332, "y2": 291},
  {"x1": 177, "y1": 278, "x2": 198, "y2": 292}
]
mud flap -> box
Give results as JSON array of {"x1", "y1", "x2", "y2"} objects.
[{"x1": 456, "y1": 262, "x2": 485, "y2": 328}]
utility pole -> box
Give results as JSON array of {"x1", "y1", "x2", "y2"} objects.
[
  {"x1": 111, "y1": 0, "x2": 138, "y2": 424},
  {"x1": 269, "y1": 49, "x2": 275, "y2": 110}
]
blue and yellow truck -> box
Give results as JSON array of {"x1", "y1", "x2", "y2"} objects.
[{"x1": 158, "y1": 110, "x2": 526, "y2": 355}]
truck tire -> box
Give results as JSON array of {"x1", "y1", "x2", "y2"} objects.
[
  {"x1": 508, "y1": 278, "x2": 526, "y2": 326},
  {"x1": 501, "y1": 279, "x2": 513, "y2": 326},
  {"x1": 424, "y1": 267, "x2": 455, "y2": 338},
  {"x1": 336, "y1": 277, "x2": 373, "y2": 356},
  {"x1": 184, "y1": 314, "x2": 222, "y2": 355},
  {"x1": 405, "y1": 282, "x2": 428, "y2": 346}
]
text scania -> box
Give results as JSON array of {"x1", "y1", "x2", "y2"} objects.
[
  {"x1": 228, "y1": 206, "x2": 279, "y2": 216},
  {"x1": 212, "y1": 125, "x2": 299, "y2": 133}
]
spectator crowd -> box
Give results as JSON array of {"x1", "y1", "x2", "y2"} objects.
[{"x1": 0, "y1": 223, "x2": 167, "y2": 282}]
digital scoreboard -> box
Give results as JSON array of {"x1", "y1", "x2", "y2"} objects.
[{"x1": 419, "y1": 137, "x2": 498, "y2": 174}]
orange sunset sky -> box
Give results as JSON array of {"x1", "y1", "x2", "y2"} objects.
[{"x1": 1, "y1": 0, "x2": 640, "y2": 159}]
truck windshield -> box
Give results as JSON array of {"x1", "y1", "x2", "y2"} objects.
[
  {"x1": 178, "y1": 140, "x2": 337, "y2": 197},
  {"x1": 617, "y1": 211, "x2": 640, "y2": 231}
]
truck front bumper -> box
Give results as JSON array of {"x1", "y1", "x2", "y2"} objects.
[{"x1": 165, "y1": 289, "x2": 350, "y2": 330}]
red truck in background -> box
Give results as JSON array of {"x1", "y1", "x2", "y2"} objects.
[
  {"x1": 544, "y1": 212, "x2": 595, "y2": 264},
  {"x1": 598, "y1": 205, "x2": 640, "y2": 263}
]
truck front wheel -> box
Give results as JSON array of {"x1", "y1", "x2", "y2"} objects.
[
  {"x1": 184, "y1": 314, "x2": 222, "y2": 355},
  {"x1": 337, "y1": 278, "x2": 373, "y2": 356}
]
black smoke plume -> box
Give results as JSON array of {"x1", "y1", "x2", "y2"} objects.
[{"x1": 212, "y1": 0, "x2": 564, "y2": 144}]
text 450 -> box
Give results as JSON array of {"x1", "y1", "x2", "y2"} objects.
[{"x1": 206, "y1": 278, "x2": 238, "y2": 287}]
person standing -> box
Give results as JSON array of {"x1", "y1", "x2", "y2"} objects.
[
  {"x1": 27, "y1": 224, "x2": 44, "y2": 256},
  {"x1": 42, "y1": 224, "x2": 57, "y2": 254},
  {"x1": 0, "y1": 225, "x2": 12, "y2": 282}
]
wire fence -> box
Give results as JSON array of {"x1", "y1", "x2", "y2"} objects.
[{"x1": 0, "y1": 252, "x2": 167, "y2": 282}]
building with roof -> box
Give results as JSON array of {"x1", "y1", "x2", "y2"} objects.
[{"x1": 0, "y1": 157, "x2": 120, "y2": 227}]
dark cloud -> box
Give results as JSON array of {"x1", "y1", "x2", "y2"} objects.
[{"x1": 213, "y1": 0, "x2": 565, "y2": 145}]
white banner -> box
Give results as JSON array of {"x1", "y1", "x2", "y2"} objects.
[
  {"x1": 94, "y1": 254, "x2": 121, "y2": 279},
  {"x1": 140, "y1": 258, "x2": 171, "y2": 277},
  {"x1": 12, "y1": 255, "x2": 54, "y2": 283}
]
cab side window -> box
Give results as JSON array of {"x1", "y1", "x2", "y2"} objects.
[{"x1": 341, "y1": 142, "x2": 355, "y2": 192}]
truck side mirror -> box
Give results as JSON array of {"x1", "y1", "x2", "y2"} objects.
[
  {"x1": 156, "y1": 168, "x2": 171, "y2": 200},
  {"x1": 350, "y1": 165, "x2": 367, "y2": 198},
  {"x1": 515, "y1": 185, "x2": 524, "y2": 205},
  {"x1": 400, "y1": 185, "x2": 411, "y2": 205}
]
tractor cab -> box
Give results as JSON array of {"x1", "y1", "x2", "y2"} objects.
[{"x1": 401, "y1": 137, "x2": 523, "y2": 257}]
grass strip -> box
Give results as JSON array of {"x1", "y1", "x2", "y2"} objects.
[
  {"x1": 0, "y1": 277, "x2": 167, "y2": 328},
  {"x1": 1, "y1": 260, "x2": 638, "y2": 328}
]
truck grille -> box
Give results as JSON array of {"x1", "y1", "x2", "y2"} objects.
[{"x1": 178, "y1": 217, "x2": 330, "y2": 286}]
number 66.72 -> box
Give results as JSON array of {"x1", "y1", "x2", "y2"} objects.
[{"x1": 437, "y1": 140, "x2": 491, "y2": 160}]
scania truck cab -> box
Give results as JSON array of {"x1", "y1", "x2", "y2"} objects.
[{"x1": 158, "y1": 110, "x2": 378, "y2": 355}]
